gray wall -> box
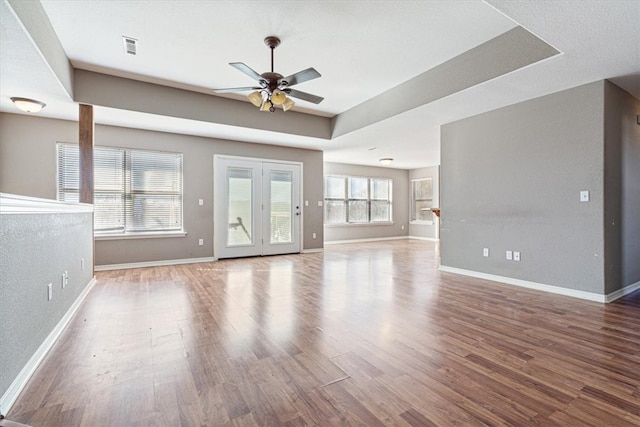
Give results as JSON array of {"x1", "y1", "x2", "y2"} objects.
[
  {"x1": 0, "y1": 206, "x2": 93, "y2": 407},
  {"x1": 604, "y1": 81, "x2": 640, "y2": 293},
  {"x1": 0, "y1": 113, "x2": 324, "y2": 265},
  {"x1": 440, "y1": 81, "x2": 606, "y2": 294},
  {"x1": 409, "y1": 165, "x2": 440, "y2": 239},
  {"x1": 324, "y1": 162, "x2": 409, "y2": 242}
]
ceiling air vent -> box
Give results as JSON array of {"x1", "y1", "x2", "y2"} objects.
[{"x1": 122, "y1": 36, "x2": 137, "y2": 55}]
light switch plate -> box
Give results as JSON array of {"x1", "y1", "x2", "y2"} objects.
[
  {"x1": 198, "y1": 199, "x2": 204, "y2": 206},
  {"x1": 317, "y1": 201, "x2": 323, "y2": 207},
  {"x1": 506, "y1": 250, "x2": 513, "y2": 260},
  {"x1": 514, "y1": 251, "x2": 521, "y2": 261},
  {"x1": 580, "y1": 190, "x2": 589, "y2": 202},
  {"x1": 483, "y1": 248, "x2": 489, "y2": 257}
]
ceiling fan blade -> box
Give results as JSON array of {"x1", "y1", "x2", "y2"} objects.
[
  {"x1": 229, "y1": 62, "x2": 264, "y2": 82},
  {"x1": 285, "y1": 89, "x2": 324, "y2": 104},
  {"x1": 280, "y1": 67, "x2": 321, "y2": 87},
  {"x1": 213, "y1": 86, "x2": 261, "y2": 93}
]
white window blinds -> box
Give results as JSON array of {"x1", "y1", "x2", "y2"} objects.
[{"x1": 57, "y1": 143, "x2": 183, "y2": 235}]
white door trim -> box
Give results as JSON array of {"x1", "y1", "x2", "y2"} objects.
[{"x1": 213, "y1": 155, "x2": 304, "y2": 260}]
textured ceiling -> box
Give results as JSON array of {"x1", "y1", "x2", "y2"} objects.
[{"x1": 1, "y1": 0, "x2": 639, "y2": 170}]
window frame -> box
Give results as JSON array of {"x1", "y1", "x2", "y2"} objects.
[
  {"x1": 410, "y1": 177, "x2": 433, "y2": 224},
  {"x1": 57, "y1": 143, "x2": 185, "y2": 238},
  {"x1": 324, "y1": 174, "x2": 393, "y2": 225}
]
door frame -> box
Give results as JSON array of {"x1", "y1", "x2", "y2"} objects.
[{"x1": 213, "y1": 154, "x2": 304, "y2": 260}]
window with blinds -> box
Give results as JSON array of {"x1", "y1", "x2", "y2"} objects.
[
  {"x1": 324, "y1": 175, "x2": 392, "y2": 224},
  {"x1": 57, "y1": 143, "x2": 183, "y2": 235}
]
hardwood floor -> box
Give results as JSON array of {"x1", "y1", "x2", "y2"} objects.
[{"x1": 8, "y1": 240, "x2": 640, "y2": 426}]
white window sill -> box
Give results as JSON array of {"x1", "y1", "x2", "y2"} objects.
[
  {"x1": 95, "y1": 231, "x2": 187, "y2": 241},
  {"x1": 325, "y1": 222, "x2": 394, "y2": 227},
  {"x1": 410, "y1": 220, "x2": 434, "y2": 225}
]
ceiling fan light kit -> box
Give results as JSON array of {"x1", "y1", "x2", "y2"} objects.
[{"x1": 214, "y1": 36, "x2": 323, "y2": 113}]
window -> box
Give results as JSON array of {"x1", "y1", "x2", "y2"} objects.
[
  {"x1": 57, "y1": 143, "x2": 183, "y2": 235},
  {"x1": 411, "y1": 178, "x2": 433, "y2": 222},
  {"x1": 324, "y1": 175, "x2": 392, "y2": 224}
]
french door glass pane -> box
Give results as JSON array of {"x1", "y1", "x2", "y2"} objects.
[
  {"x1": 227, "y1": 168, "x2": 253, "y2": 246},
  {"x1": 270, "y1": 171, "x2": 292, "y2": 244}
]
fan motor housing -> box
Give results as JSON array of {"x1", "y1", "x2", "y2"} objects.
[{"x1": 261, "y1": 72, "x2": 284, "y2": 92}]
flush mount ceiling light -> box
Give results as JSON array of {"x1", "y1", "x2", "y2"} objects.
[
  {"x1": 214, "y1": 36, "x2": 324, "y2": 113},
  {"x1": 379, "y1": 158, "x2": 394, "y2": 165},
  {"x1": 10, "y1": 97, "x2": 46, "y2": 113}
]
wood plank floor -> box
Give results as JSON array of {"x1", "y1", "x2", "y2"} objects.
[{"x1": 8, "y1": 240, "x2": 640, "y2": 426}]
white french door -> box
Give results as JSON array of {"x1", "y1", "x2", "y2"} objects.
[{"x1": 214, "y1": 157, "x2": 301, "y2": 259}]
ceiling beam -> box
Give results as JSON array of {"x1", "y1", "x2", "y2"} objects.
[
  {"x1": 73, "y1": 70, "x2": 332, "y2": 140},
  {"x1": 331, "y1": 26, "x2": 561, "y2": 139},
  {"x1": 6, "y1": 0, "x2": 74, "y2": 99}
]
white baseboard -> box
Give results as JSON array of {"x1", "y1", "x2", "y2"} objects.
[
  {"x1": 95, "y1": 257, "x2": 215, "y2": 271},
  {"x1": 439, "y1": 266, "x2": 609, "y2": 303},
  {"x1": 0, "y1": 277, "x2": 97, "y2": 416},
  {"x1": 324, "y1": 236, "x2": 409, "y2": 245},
  {"x1": 605, "y1": 280, "x2": 640, "y2": 303},
  {"x1": 302, "y1": 248, "x2": 324, "y2": 254},
  {"x1": 408, "y1": 236, "x2": 440, "y2": 242}
]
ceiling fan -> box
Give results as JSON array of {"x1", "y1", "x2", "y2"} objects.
[{"x1": 214, "y1": 36, "x2": 324, "y2": 112}]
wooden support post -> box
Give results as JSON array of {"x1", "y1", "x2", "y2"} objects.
[
  {"x1": 79, "y1": 104, "x2": 94, "y2": 204},
  {"x1": 79, "y1": 104, "x2": 95, "y2": 274}
]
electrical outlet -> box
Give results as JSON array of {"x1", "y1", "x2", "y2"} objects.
[
  {"x1": 312, "y1": 232, "x2": 317, "y2": 239},
  {"x1": 62, "y1": 273, "x2": 66, "y2": 288},
  {"x1": 514, "y1": 251, "x2": 521, "y2": 261},
  {"x1": 81, "y1": 258, "x2": 85, "y2": 270},
  {"x1": 198, "y1": 199, "x2": 204, "y2": 206},
  {"x1": 65, "y1": 271, "x2": 69, "y2": 287},
  {"x1": 506, "y1": 250, "x2": 513, "y2": 260},
  {"x1": 305, "y1": 200, "x2": 309, "y2": 207},
  {"x1": 483, "y1": 248, "x2": 489, "y2": 257},
  {"x1": 401, "y1": 225, "x2": 405, "y2": 230},
  {"x1": 198, "y1": 238, "x2": 204, "y2": 246},
  {"x1": 317, "y1": 201, "x2": 323, "y2": 207},
  {"x1": 47, "y1": 283, "x2": 52, "y2": 301}
]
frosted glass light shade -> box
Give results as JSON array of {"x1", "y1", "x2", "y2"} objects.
[
  {"x1": 11, "y1": 97, "x2": 46, "y2": 113},
  {"x1": 282, "y1": 97, "x2": 295, "y2": 111},
  {"x1": 270, "y1": 90, "x2": 287, "y2": 105},
  {"x1": 260, "y1": 100, "x2": 273, "y2": 112},
  {"x1": 379, "y1": 158, "x2": 393, "y2": 165},
  {"x1": 247, "y1": 91, "x2": 263, "y2": 107}
]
